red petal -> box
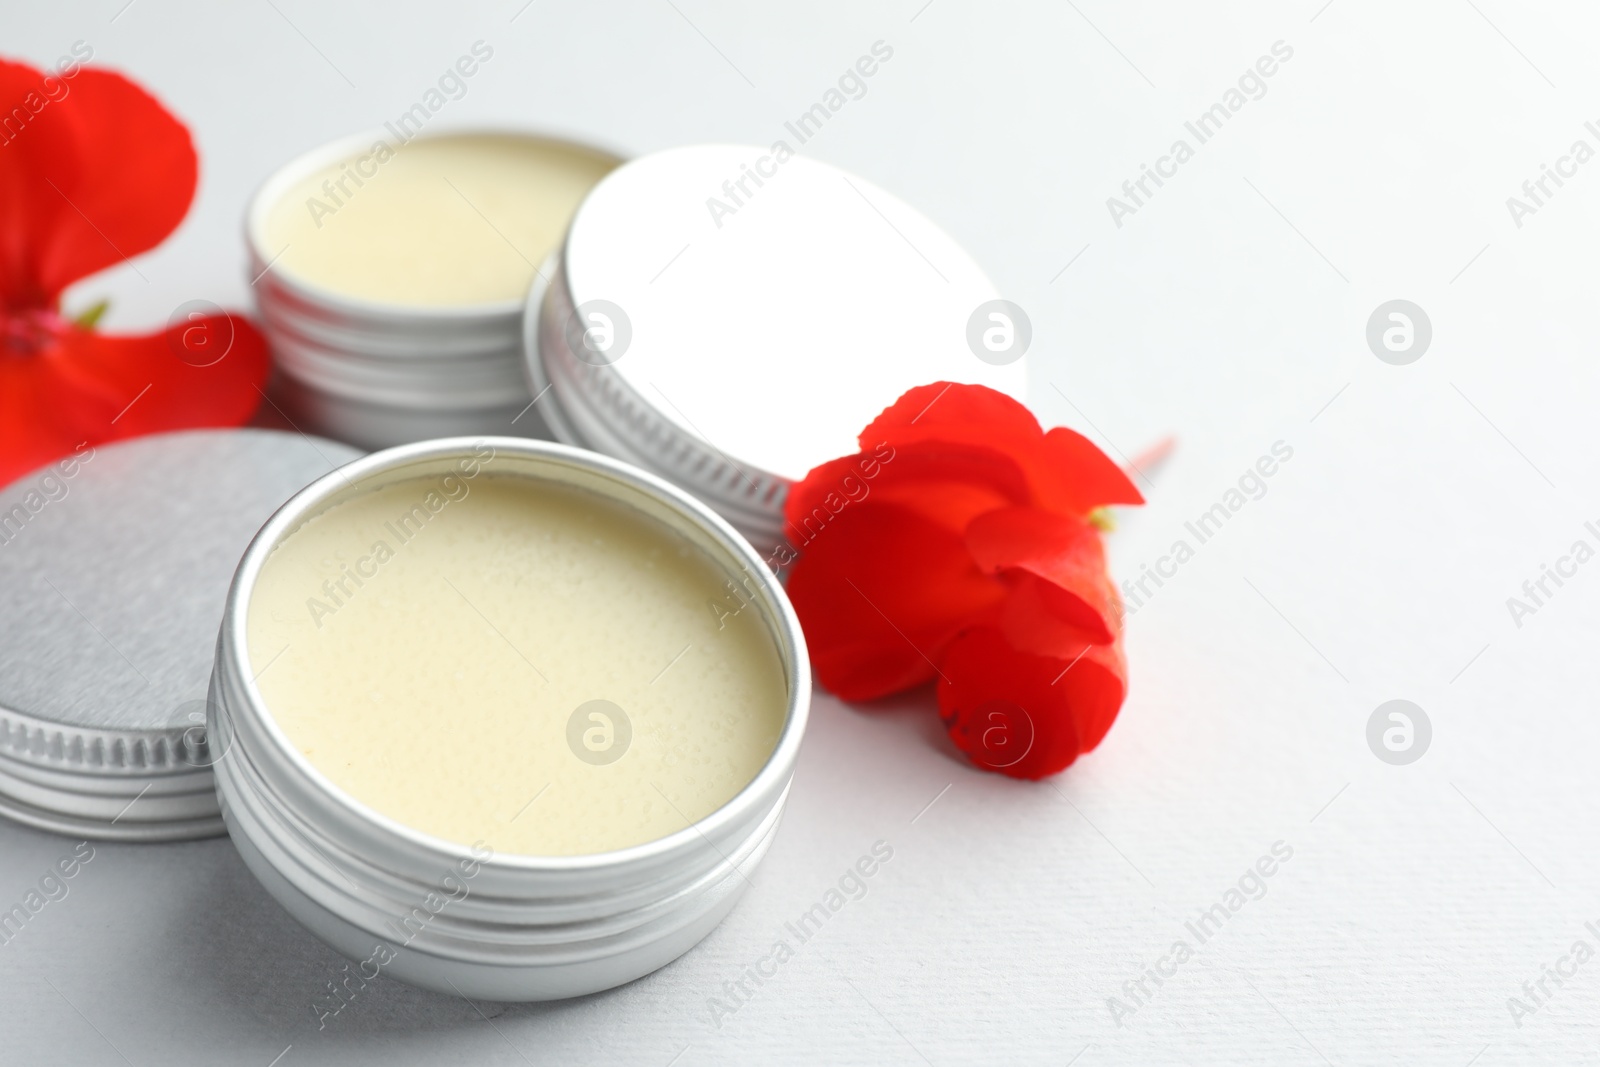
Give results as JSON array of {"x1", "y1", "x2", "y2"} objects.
[
  {"x1": 783, "y1": 453, "x2": 890, "y2": 541},
  {"x1": 937, "y1": 626, "x2": 1127, "y2": 779},
  {"x1": 784, "y1": 443, "x2": 1030, "y2": 541},
  {"x1": 0, "y1": 61, "x2": 84, "y2": 309},
  {"x1": 966, "y1": 507, "x2": 1119, "y2": 645},
  {"x1": 1040, "y1": 425, "x2": 1145, "y2": 513},
  {"x1": 784, "y1": 502, "x2": 1003, "y2": 701},
  {"x1": 0, "y1": 60, "x2": 196, "y2": 304},
  {"x1": 998, "y1": 574, "x2": 1118, "y2": 660},
  {"x1": 858, "y1": 383, "x2": 1143, "y2": 515},
  {"x1": 0, "y1": 315, "x2": 270, "y2": 486}
]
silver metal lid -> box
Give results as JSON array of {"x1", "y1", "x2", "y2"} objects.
[
  {"x1": 528, "y1": 144, "x2": 1028, "y2": 552},
  {"x1": 0, "y1": 428, "x2": 361, "y2": 841}
]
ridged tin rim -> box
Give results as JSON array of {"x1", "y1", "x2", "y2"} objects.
[
  {"x1": 252, "y1": 282, "x2": 522, "y2": 360},
  {"x1": 260, "y1": 264, "x2": 550, "y2": 413},
  {"x1": 0, "y1": 705, "x2": 225, "y2": 841},
  {"x1": 266, "y1": 327, "x2": 528, "y2": 408},
  {"x1": 0, "y1": 789, "x2": 223, "y2": 843},
  {"x1": 0, "y1": 701, "x2": 201, "y2": 776}
]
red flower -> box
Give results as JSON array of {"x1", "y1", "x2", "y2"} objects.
[
  {"x1": 0, "y1": 57, "x2": 268, "y2": 485},
  {"x1": 783, "y1": 383, "x2": 1143, "y2": 779}
]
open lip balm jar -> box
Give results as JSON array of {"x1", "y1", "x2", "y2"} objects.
[
  {"x1": 247, "y1": 130, "x2": 620, "y2": 450},
  {"x1": 209, "y1": 437, "x2": 808, "y2": 1000}
]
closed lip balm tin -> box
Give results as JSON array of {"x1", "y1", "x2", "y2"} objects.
[
  {"x1": 208, "y1": 437, "x2": 809, "y2": 1000},
  {"x1": 0, "y1": 429, "x2": 359, "y2": 841},
  {"x1": 526, "y1": 143, "x2": 1029, "y2": 554}
]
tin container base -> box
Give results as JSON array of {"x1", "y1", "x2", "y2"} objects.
[
  {"x1": 271, "y1": 373, "x2": 551, "y2": 451},
  {"x1": 223, "y1": 803, "x2": 760, "y2": 1001},
  {"x1": 0, "y1": 784, "x2": 224, "y2": 843},
  {"x1": 0, "y1": 723, "x2": 226, "y2": 842}
]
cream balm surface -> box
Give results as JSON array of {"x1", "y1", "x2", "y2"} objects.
[
  {"x1": 246, "y1": 460, "x2": 787, "y2": 856},
  {"x1": 264, "y1": 133, "x2": 616, "y2": 306}
]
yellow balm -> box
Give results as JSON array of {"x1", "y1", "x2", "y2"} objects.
[
  {"x1": 264, "y1": 133, "x2": 617, "y2": 306},
  {"x1": 246, "y1": 468, "x2": 786, "y2": 856}
]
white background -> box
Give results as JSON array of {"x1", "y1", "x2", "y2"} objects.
[{"x1": 4, "y1": 1, "x2": 1600, "y2": 1063}]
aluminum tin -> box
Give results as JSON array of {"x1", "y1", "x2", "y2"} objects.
[
  {"x1": 209, "y1": 437, "x2": 809, "y2": 1000},
  {"x1": 525, "y1": 145, "x2": 1027, "y2": 558},
  {"x1": 526, "y1": 262, "x2": 787, "y2": 553},
  {"x1": 245, "y1": 128, "x2": 622, "y2": 450},
  {"x1": 259, "y1": 262, "x2": 552, "y2": 450},
  {"x1": 269, "y1": 373, "x2": 541, "y2": 453},
  {"x1": 0, "y1": 430, "x2": 359, "y2": 841}
]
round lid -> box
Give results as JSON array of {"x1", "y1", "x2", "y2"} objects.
[
  {"x1": 0, "y1": 429, "x2": 361, "y2": 840},
  {"x1": 548, "y1": 144, "x2": 1027, "y2": 490}
]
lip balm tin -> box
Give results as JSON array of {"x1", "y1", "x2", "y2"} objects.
[
  {"x1": 527, "y1": 144, "x2": 1028, "y2": 553},
  {"x1": 246, "y1": 129, "x2": 620, "y2": 450},
  {"x1": 0, "y1": 430, "x2": 358, "y2": 841},
  {"x1": 209, "y1": 437, "x2": 810, "y2": 1000}
]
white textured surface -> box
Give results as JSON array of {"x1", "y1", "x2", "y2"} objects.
[{"x1": 2, "y1": 1, "x2": 1596, "y2": 1064}]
